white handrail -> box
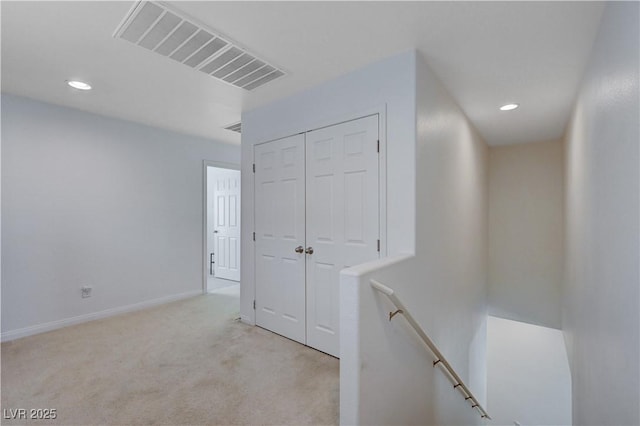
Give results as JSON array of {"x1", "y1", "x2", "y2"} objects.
[{"x1": 370, "y1": 279, "x2": 491, "y2": 420}]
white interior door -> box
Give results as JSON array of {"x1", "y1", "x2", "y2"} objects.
[
  {"x1": 305, "y1": 115, "x2": 380, "y2": 357},
  {"x1": 254, "y1": 134, "x2": 307, "y2": 344},
  {"x1": 213, "y1": 168, "x2": 241, "y2": 281}
]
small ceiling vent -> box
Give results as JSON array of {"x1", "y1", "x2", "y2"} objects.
[
  {"x1": 224, "y1": 122, "x2": 242, "y2": 134},
  {"x1": 114, "y1": 1, "x2": 285, "y2": 91}
]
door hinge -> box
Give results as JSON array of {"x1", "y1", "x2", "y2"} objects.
[
  {"x1": 253, "y1": 232, "x2": 256, "y2": 241},
  {"x1": 377, "y1": 140, "x2": 380, "y2": 153},
  {"x1": 252, "y1": 163, "x2": 255, "y2": 173},
  {"x1": 253, "y1": 300, "x2": 256, "y2": 310},
  {"x1": 377, "y1": 239, "x2": 381, "y2": 252}
]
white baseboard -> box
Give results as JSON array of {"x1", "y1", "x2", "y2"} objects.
[{"x1": 1, "y1": 290, "x2": 202, "y2": 342}]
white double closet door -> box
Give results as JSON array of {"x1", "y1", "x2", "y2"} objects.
[{"x1": 254, "y1": 114, "x2": 380, "y2": 357}]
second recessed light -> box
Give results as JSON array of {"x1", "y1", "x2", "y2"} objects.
[
  {"x1": 67, "y1": 80, "x2": 92, "y2": 90},
  {"x1": 500, "y1": 103, "x2": 519, "y2": 111}
]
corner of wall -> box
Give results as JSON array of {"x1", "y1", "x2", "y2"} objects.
[
  {"x1": 239, "y1": 51, "x2": 419, "y2": 325},
  {"x1": 412, "y1": 51, "x2": 489, "y2": 422}
]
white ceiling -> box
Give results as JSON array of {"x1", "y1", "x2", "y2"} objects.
[{"x1": 1, "y1": 1, "x2": 605, "y2": 146}]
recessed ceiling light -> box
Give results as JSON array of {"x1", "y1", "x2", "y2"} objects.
[
  {"x1": 67, "y1": 80, "x2": 92, "y2": 90},
  {"x1": 499, "y1": 103, "x2": 519, "y2": 111}
]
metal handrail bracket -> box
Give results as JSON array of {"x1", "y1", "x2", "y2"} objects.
[{"x1": 370, "y1": 279, "x2": 491, "y2": 420}]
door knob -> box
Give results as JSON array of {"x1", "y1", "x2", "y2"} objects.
[
  {"x1": 305, "y1": 247, "x2": 314, "y2": 255},
  {"x1": 295, "y1": 246, "x2": 304, "y2": 254}
]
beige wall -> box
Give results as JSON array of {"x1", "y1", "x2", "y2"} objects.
[{"x1": 488, "y1": 139, "x2": 564, "y2": 329}]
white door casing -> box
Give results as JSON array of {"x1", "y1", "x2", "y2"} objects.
[
  {"x1": 207, "y1": 169, "x2": 216, "y2": 281},
  {"x1": 214, "y1": 169, "x2": 241, "y2": 281},
  {"x1": 253, "y1": 115, "x2": 380, "y2": 357},
  {"x1": 254, "y1": 134, "x2": 307, "y2": 344},
  {"x1": 305, "y1": 115, "x2": 380, "y2": 356}
]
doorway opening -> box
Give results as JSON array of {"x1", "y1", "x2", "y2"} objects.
[{"x1": 204, "y1": 162, "x2": 241, "y2": 294}]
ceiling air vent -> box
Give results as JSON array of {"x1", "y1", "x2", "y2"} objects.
[
  {"x1": 114, "y1": 1, "x2": 286, "y2": 91},
  {"x1": 224, "y1": 122, "x2": 242, "y2": 134}
]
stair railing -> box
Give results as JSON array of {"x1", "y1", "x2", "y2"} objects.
[{"x1": 370, "y1": 279, "x2": 491, "y2": 420}]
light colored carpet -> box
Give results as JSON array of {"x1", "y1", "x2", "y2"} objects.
[{"x1": 1, "y1": 287, "x2": 339, "y2": 425}]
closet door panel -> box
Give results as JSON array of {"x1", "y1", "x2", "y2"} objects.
[
  {"x1": 306, "y1": 115, "x2": 380, "y2": 357},
  {"x1": 254, "y1": 134, "x2": 306, "y2": 344}
]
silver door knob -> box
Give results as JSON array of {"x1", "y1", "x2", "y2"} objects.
[
  {"x1": 305, "y1": 247, "x2": 314, "y2": 255},
  {"x1": 295, "y1": 246, "x2": 304, "y2": 254}
]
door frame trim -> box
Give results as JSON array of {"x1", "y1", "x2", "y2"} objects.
[{"x1": 202, "y1": 160, "x2": 241, "y2": 294}]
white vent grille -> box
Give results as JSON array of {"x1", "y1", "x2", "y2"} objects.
[
  {"x1": 114, "y1": 1, "x2": 286, "y2": 91},
  {"x1": 224, "y1": 122, "x2": 242, "y2": 134}
]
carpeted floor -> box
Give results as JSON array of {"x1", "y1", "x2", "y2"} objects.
[{"x1": 1, "y1": 286, "x2": 339, "y2": 425}]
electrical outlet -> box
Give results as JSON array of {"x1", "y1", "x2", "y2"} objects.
[{"x1": 81, "y1": 286, "x2": 92, "y2": 298}]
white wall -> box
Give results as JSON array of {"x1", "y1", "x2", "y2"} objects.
[
  {"x1": 488, "y1": 140, "x2": 564, "y2": 329},
  {"x1": 487, "y1": 316, "x2": 571, "y2": 426},
  {"x1": 563, "y1": 2, "x2": 639, "y2": 425},
  {"x1": 341, "y1": 52, "x2": 488, "y2": 425},
  {"x1": 1, "y1": 94, "x2": 240, "y2": 340},
  {"x1": 240, "y1": 50, "x2": 417, "y2": 324}
]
